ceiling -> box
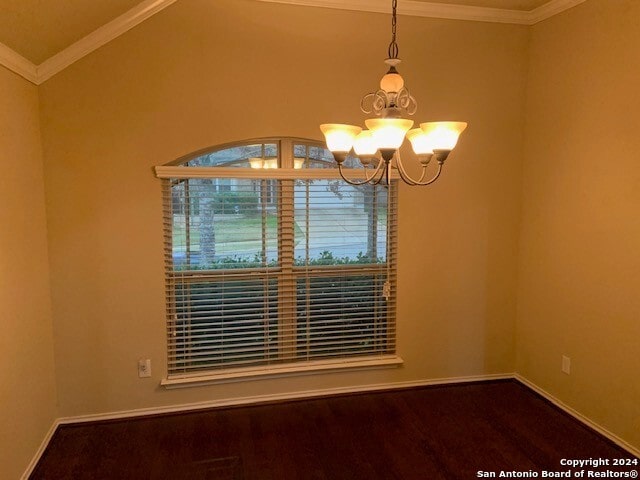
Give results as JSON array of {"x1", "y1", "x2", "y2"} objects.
[{"x1": 0, "y1": 0, "x2": 582, "y2": 84}]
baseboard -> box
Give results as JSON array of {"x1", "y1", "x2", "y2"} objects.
[
  {"x1": 20, "y1": 419, "x2": 60, "y2": 480},
  {"x1": 22, "y1": 371, "x2": 638, "y2": 478},
  {"x1": 58, "y1": 373, "x2": 513, "y2": 424},
  {"x1": 514, "y1": 374, "x2": 640, "y2": 458}
]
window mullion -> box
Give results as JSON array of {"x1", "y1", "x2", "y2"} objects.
[
  {"x1": 278, "y1": 178, "x2": 296, "y2": 361},
  {"x1": 280, "y1": 138, "x2": 293, "y2": 168}
]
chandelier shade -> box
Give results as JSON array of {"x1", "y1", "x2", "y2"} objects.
[
  {"x1": 353, "y1": 130, "x2": 378, "y2": 157},
  {"x1": 319, "y1": 124, "x2": 362, "y2": 153},
  {"x1": 406, "y1": 128, "x2": 434, "y2": 155},
  {"x1": 420, "y1": 121, "x2": 468, "y2": 151},
  {"x1": 365, "y1": 118, "x2": 414, "y2": 150}
]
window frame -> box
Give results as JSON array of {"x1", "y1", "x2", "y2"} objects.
[{"x1": 156, "y1": 138, "x2": 402, "y2": 387}]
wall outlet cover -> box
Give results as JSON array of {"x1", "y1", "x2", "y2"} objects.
[
  {"x1": 138, "y1": 359, "x2": 151, "y2": 378},
  {"x1": 562, "y1": 355, "x2": 571, "y2": 375}
]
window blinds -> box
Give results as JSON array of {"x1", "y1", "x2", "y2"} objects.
[{"x1": 163, "y1": 171, "x2": 397, "y2": 376}]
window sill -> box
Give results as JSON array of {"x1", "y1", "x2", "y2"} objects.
[{"x1": 161, "y1": 355, "x2": 404, "y2": 389}]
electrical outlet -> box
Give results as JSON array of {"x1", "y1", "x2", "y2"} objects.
[
  {"x1": 562, "y1": 355, "x2": 571, "y2": 375},
  {"x1": 138, "y1": 359, "x2": 151, "y2": 378}
]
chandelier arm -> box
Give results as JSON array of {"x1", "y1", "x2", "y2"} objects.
[
  {"x1": 337, "y1": 160, "x2": 386, "y2": 186},
  {"x1": 394, "y1": 151, "x2": 419, "y2": 186},
  {"x1": 395, "y1": 151, "x2": 444, "y2": 186},
  {"x1": 395, "y1": 164, "x2": 418, "y2": 186},
  {"x1": 385, "y1": 160, "x2": 391, "y2": 186},
  {"x1": 414, "y1": 163, "x2": 444, "y2": 186},
  {"x1": 417, "y1": 164, "x2": 432, "y2": 183}
]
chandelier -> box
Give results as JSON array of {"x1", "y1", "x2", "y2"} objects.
[{"x1": 320, "y1": 0, "x2": 467, "y2": 186}]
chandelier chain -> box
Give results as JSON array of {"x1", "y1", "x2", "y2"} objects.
[{"x1": 388, "y1": 0, "x2": 399, "y2": 59}]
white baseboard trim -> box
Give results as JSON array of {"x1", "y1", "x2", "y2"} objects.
[
  {"x1": 515, "y1": 374, "x2": 640, "y2": 458},
  {"x1": 59, "y1": 373, "x2": 513, "y2": 424},
  {"x1": 20, "y1": 419, "x2": 60, "y2": 480}
]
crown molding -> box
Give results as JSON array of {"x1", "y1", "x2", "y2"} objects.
[
  {"x1": 0, "y1": 0, "x2": 587, "y2": 85},
  {"x1": 0, "y1": 41, "x2": 38, "y2": 84},
  {"x1": 36, "y1": 0, "x2": 178, "y2": 84},
  {"x1": 255, "y1": 0, "x2": 530, "y2": 24},
  {"x1": 528, "y1": 0, "x2": 586, "y2": 25}
]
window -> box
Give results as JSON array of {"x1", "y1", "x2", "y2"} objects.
[{"x1": 156, "y1": 139, "x2": 399, "y2": 384}]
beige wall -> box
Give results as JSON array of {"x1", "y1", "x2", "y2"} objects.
[
  {"x1": 0, "y1": 67, "x2": 58, "y2": 479},
  {"x1": 38, "y1": 0, "x2": 527, "y2": 417},
  {"x1": 517, "y1": 0, "x2": 640, "y2": 449}
]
